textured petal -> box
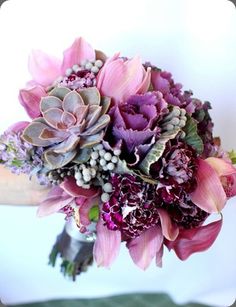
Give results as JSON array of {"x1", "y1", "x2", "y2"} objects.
[
  {"x1": 112, "y1": 126, "x2": 155, "y2": 153},
  {"x1": 166, "y1": 217, "x2": 222, "y2": 260},
  {"x1": 61, "y1": 37, "x2": 95, "y2": 73},
  {"x1": 40, "y1": 96, "x2": 62, "y2": 113},
  {"x1": 206, "y1": 157, "x2": 236, "y2": 177},
  {"x1": 127, "y1": 226, "x2": 163, "y2": 270},
  {"x1": 190, "y1": 159, "x2": 227, "y2": 213},
  {"x1": 60, "y1": 176, "x2": 99, "y2": 198},
  {"x1": 19, "y1": 86, "x2": 46, "y2": 119},
  {"x1": 28, "y1": 49, "x2": 61, "y2": 86},
  {"x1": 22, "y1": 122, "x2": 57, "y2": 146},
  {"x1": 157, "y1": 208, "x2": 179, "y2": 241},
  {"x1": 97, "y1": 56, "x2": 145, "y2": 103},
  {"x1": 37, "y1": 186, "x2": 73, "y2": 217},
  {"x1": 94, "y1": 218, "x2": 121, "y2": 268}
]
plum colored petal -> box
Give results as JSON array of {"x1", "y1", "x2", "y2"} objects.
[
  {"x1": 6, "y1": 121, "x2": 29, "y2": 133},
  {"x1": 166, "y1": 217, "x2": 222, "y2": 260},
  {"x1": 122, "y1": 112, "x2": 148, "y2": 130},
  {"x1": 19, "y1": 86, "x2": 47, "y2": 119},
  {"x1": 37, "y1": 186, "x2": 74, "y2": 217},
  {"x1": 61, "y1": 37, "x2": 95, "y2": 74},
  {"x1": 151, "y1": 70, "x2": 170, "y2": 94},
  {"x1": 97, "y1": 56, "x2": 146, "y2": 103},
  {"x1": 28, "y1": 50, "x2": 61, "y2": 87},
  {"x1": 94, "y1": 218, "x2": 121, "y2": 268},
  {"x1": 127, "y1": 226, "x2": 163, "y2": 270},
  {"x1": 60, "y1": 176, "x2": 99, "y2": 198},
  {"x1": 112, "y1": 126, "x2": 156, "y2": 153},
  {"x1": 157, "y1": 208, "x2": 179, "y2": 241},
  {"x1": 205, "y1": 157, "x2": 236, "y2": 177},
  {"x1": 190, "y1": 159, "x2": 227, "y2": 213},
  {"x1": 110, "y1": 105, "x2": 126, "y2": 128}
]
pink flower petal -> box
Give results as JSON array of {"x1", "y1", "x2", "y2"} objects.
[
  {"x1": 37, "y1": 186, "x2": 73, "y2": 217},
  {"x1": 166, "y1": 217, "x2": 222, "y2": 260},
  {"x1": 127, "y1": 226, "x2": 163, "y2": 270},
  {"x1": 190, "y1": 159, "x2": 227, "y2": 213},
  {"x1": 157, "y1": 208, "x2": 179, "y2": 241},
  {"x1": 19, "y1": 86, "x2": 47, "y2": 119},
  {"x1": 78, "y1": 196, "x2": 100, "y2": 226},
  {"x1": 28, "y1": 50, "x2": 61, "y2": 87},
  {"x1": 93, "y1": 218, "x2": 121, "y2": 268},
  {"x1": 97, "y1": 55, "x2": 146, "y2": 103},
  {"x1": 61, "y1": 37, "x2": 95, "y2": 74},
  {"x1": 6, "y1": 121, "x2": 29, "y2": 133},
  {"x1": 206, "y1": 157, "x2": 236, "y2": 177},
  {"x1": 156, "y1": 244, "x2": 164, "y2": 268},
  {"x1": 136, "y1": 67, "x2": 151, "y2": 94},
  {"x1": 60, "y1": 176, "x2": 99, "y2": 198}
]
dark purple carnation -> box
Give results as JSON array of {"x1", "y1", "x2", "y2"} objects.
[
  {"x1": 102, "y1": 174, "x2": 160, "y2": 239},
  {"x1": 106, "y1": 92, "x2": 167, "y2": 164},
  {"x1": 150, "y1": 139, "x2": 198, "y2": 192}
]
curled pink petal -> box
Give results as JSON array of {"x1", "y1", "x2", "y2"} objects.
[
  {"x1": 77, "y1": 196, "x2": 100, "y2": 226},
  {"x1": 28, "y1": 50, "x2": 61, "y2": 87},
  {"x1": 94, "y1": 218, "x2": 121, "y2": 268},
  {"x1": 157, "y1": 208, "x2": 179, "y2": 241},
  {"x1": 156, "y1": 244, "x2": 164, "y2": 268},
  {"x1": 190, "y1": 159, "x2": 227, "y2": 213},
  {"x1": 60, "y1": 176, "x2": 99, "y2": 198},
  {"x1": 37, "y1": 186, "x2": 73, "y2": 217},
  {"x1": 127, "y1": 226, "x2": 163, "y2": 270},
  {"x1": 61, "y1": 37, "x2": 95, "y2": 74},
  {"x1": 136, "y1": 67, "x2": 151, "y2": 94},
  {"x1": 206, "y1": 157, "x2": 236, "y2": 177},
  {"x1": 19, "y1": 86, "x2": 47, "y2": 119},
  {"x1": 166, "y1": 217, "x2": 222, "y2": 260}
]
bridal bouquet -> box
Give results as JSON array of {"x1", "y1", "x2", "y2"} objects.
[{"x1": 1, "y1": 37, "x2": 236, "y2": 279}]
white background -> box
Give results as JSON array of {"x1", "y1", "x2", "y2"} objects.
[{"x1": 0, "y1": 0, "x2": 236, "y2": 306}]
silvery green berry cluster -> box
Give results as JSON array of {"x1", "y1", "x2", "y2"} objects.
[{"x1": 161, "y1": 106, "x2": 187, "y2": 132}]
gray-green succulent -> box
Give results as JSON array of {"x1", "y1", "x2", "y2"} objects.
[{"x1": 22, "y1": 87, "x2": 111, "y2": 169}]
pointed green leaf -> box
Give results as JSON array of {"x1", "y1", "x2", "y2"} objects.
[
  {"x1": 228, "y1": 150, "x2": 236, "y2": 165},
  {"x1": 183, "y1": 116, "x2": 204, "y2": 154},
  {"x1": 139, "y1": 129, "x2": 180, "y2": 175}
]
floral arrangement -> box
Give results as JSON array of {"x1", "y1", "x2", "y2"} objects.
[{"x1": 1, "y1": 37, "x2": 236, "y2": 279}]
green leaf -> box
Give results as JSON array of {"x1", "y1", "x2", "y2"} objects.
[
  {"x1": 48, "y1": 87, "x2": 71, "y2": 100},
  {"x1": 183, "y1": 116, "x2": 204, "y2": 154},
  {"x1": 139, "y1": 129, "x2": 180, "y2": 175},
  {"x1": 89, "y1": 205, "x2": 99, "y2": 222},
  {"x1": 228, "y1": 150, "x2": 236, "y2": 165}
]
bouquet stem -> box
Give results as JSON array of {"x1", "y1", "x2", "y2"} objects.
[{"x1": 49, "y1": 219, "x2": 96, "y2": 281}]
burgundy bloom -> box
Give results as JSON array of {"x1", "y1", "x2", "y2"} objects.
[
  {"x1": 106, "y1": 92, "x2": 167, "y2": 164},
  {"x1": 102, "y1": 174, "x2": 160, "y2": 239}
]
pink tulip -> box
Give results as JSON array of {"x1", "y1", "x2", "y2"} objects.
[
  {"x1": 28, "y1": 37, "x2": 95, "y2": 87},
  {"x1": 190, "y1": 158, "x2": 236, "y2": 213},
  {"x1": 97, "y1": 54, "x2": 151, "y2": 103},
  {"x1": 19, "y1": 85, "x2": 47, "y2": 119}
]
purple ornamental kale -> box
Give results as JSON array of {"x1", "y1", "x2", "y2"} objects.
[{"x1": 106, "y1": 92, "x2": 168, "y2": 164}]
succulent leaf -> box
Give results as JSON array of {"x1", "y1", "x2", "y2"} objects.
[
  {"x1": 49, "y1": 87, "x2": 71, "y2": 100},
  {"x1": 40, "y1": 96, "x2": 62, "y2": 113},
  {"x1": 79, "y1": 87, "x2": 100, "y2": 105}
]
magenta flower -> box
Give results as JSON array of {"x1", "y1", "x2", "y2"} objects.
[{"x1": 97, "y1": 54, "x2": 151, "y2": 104}]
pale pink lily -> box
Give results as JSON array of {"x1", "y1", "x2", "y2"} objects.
[
  {"x1": 166, "y1": 216, "x2": 222, "y2": 260},
  {"x1": 37, "y1": 176, "x2": 99, "y2": 218},
  {"x1": 19, "y1": 37, "x2": 96, "y2": 118},
  {"x1": 93, "y1": 218, "x2": 121, "y2": 268},
  {"x1": 97, "y1": 54, "x2": 151, "y2": 104},
  {"x1": 190, "y1": 157, "x2": 236, "y2": 213}
]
